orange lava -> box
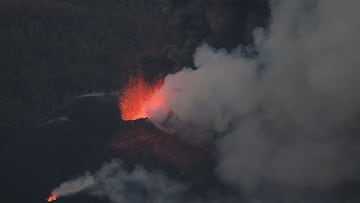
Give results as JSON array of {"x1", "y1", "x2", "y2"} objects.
[
  {"x1": 47, "y1": 194, "x2": 57, "y2": 202},
  {"x1": 120, "y1": 74, "x2": 164, "y2": 120}
]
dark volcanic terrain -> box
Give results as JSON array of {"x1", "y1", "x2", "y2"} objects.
[
  {"x1": 0, "y1": 94, "x2": 222, "y2": 203},
  {"x1": 1, "y1": 1, "x2": 360, "y2": 203},
  {"x1": 0, "y1": 1, "x2": 269, "y2": 202}
]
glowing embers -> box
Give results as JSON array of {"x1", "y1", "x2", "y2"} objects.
[
  {"x1": 47, "y1": 194, "x2": 57, "y2": 202},
  {"x1": 119, "y1": 74, "x2": 164, "y2": 121}
]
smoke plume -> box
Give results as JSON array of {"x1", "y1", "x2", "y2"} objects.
[
  {"x1": 49, "y1": 172, "x2": 95, "y2": 200},
  {"x1": 48, "y1": 160, "x2": 189, "y2": 203},
  {"x1": 147, "y1": 0, "x2": 360, "y2": 191},
  {"x1": 51, "y1": 0, "x2": 360, "y2": 202}
]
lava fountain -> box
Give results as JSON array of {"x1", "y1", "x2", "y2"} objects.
[{"x1": 119, "y1": 74, "x2": 166, "y2": 121}]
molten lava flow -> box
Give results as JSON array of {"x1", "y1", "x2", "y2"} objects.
[
  {"x1": 47, "y1": 194, "x2": 57, "y2": 202},
  {"x1": 120, "y1": 74, "x2": 164, "y2": 121}
]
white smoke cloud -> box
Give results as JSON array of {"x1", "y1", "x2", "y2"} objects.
[
  {"x1": 51, "y1": 0, "x2": 360, "y2": 202},
  {"x1": 147, "y1": 0, "x2": 360, "y2": 191},
  {"x1": 50, "y1": 172, "x2": 95, "y2": 199},
  {"x1": 147, "y1": 44, "x2": 261, "y2": 141},
  {"x1": 48, "y1": 160, "x2": 189, "y2": 203},
  {"x1": 88, "y1": 160, "x2": 188, "y2": 203}
]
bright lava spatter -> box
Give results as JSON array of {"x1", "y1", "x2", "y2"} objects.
[
  {"x1": 120, "y1": 74, "x2": 164, "y2": 121},
  {"x1": 47, "y1": 194, "x2": 57, "y2": 202}
]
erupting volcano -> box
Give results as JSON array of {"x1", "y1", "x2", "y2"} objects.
[{"x1": 119, "y1": 74, "x2": 165, "y2": 121}]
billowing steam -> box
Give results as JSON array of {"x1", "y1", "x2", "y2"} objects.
[
  {"x1": 47, "y1": 160, "x2": 188, "y2": 203},
  {"x1": 47, "y1": 172, "x2": 95, "y2": 201},
  {"x1": 146, "y1": 0, "x2": 360, "y2": 190},
  {"x1": 54, "y1": 0, "x2": 360, "y2": 202}
]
